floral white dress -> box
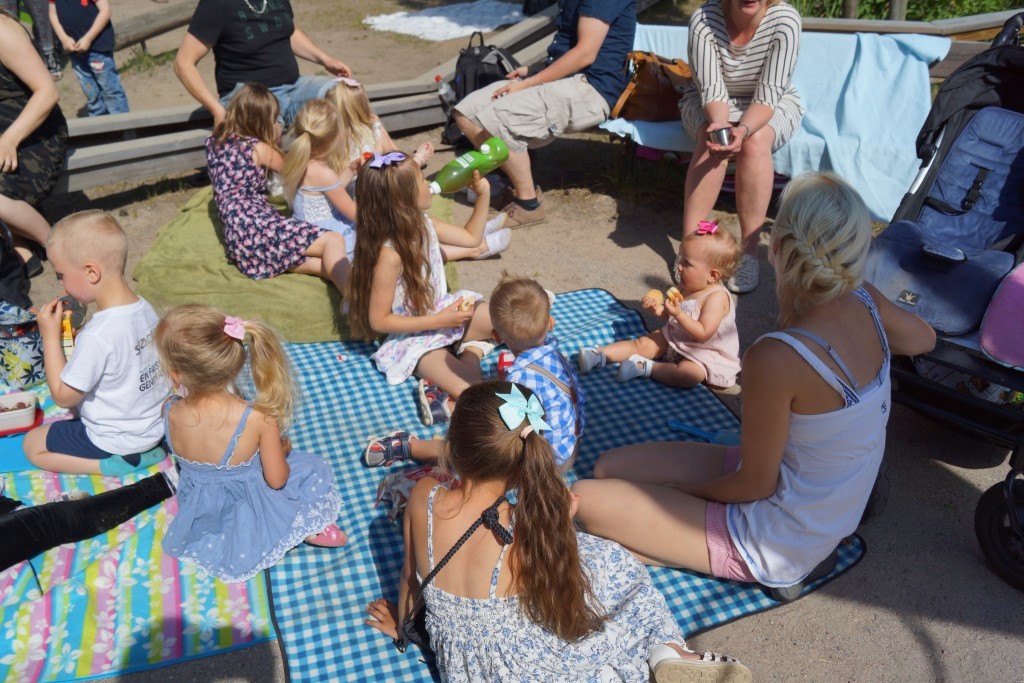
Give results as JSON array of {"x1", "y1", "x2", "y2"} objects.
[
  {"x1": 422, "y1": 486, "x2": 685, "y2": 682},
  {"x1": 371, "y1": 215, "x2": 480, "y2": 385}
]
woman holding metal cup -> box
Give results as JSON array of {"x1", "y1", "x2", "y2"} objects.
[{"x1": 679, "y1": 0, "x2": 803, "y2": 293}]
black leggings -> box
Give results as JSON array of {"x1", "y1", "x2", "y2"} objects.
[{"x1": 0, "y1": 474, "x2": 172, "y2": 571}]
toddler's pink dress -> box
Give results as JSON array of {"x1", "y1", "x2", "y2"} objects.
[{"x1": 662, "y1": 284, "x2": 741, "y2": 388}]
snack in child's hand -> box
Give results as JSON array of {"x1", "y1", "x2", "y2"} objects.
[
  {"x1": 665, "y1": 287, "x2": 684, "y2": 305},
  {"x1": 458, "y1": 297, "x2": 475, "y2": 312},
  {"x1": 644, "y1": 289, "x2": 664, "y2": 306}
]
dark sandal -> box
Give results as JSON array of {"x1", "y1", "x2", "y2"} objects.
[
  {"x1": 363, "y1": 430, "x2": 412, "y2": 467},
  {"x1": 417, "y1": 379, "x2": 451, "y2": 426}
]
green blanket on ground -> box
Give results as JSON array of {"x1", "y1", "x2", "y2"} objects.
[{"x1": 134, "y1": 186, "x2": 457, "y2": 343}]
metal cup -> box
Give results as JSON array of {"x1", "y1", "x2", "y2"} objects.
[{"x1": 707, "y1": 128, "x2": 732, "y2": 146}]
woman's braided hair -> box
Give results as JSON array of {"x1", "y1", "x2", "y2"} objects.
[{"x1": 771, "y1": 171, "x2": 872, "y2": 309}]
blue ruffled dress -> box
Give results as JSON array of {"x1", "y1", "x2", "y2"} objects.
[{"x1": 162, "y1": 398, "x2": 342, "y2": 583}]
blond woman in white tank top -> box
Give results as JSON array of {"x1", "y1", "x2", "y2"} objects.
[{"x1": 574, "y1": 173, "x2": 935, "y2": 594}]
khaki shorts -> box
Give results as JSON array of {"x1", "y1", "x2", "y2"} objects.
[{"x1": 455, "y1": 75, "x2": 610, "y2": 154}]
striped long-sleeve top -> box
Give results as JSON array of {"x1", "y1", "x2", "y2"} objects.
[{"x1": 687, "y1": 0, "x2": 801, "y2": 120}]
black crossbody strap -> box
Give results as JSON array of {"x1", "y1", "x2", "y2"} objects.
[{"x1": 396, "y1": 494, "x2": 510, "y2": 648}]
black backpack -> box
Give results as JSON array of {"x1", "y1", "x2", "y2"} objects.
[{"x1": 441, "y1": 32, "x2": 521, "y2": 146}]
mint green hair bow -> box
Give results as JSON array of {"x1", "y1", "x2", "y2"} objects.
[{"x1": 496, "y1": 384, "x2": 551, "y2": 434}]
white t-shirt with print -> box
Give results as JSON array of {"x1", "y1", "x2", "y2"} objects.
[{"x1": 60, "y1": 297, "x2": 169, "y2": 455}]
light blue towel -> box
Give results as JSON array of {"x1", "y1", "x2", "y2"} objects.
[{"x1": 600, "y1": 25, "x2": 951, "y2": 220}]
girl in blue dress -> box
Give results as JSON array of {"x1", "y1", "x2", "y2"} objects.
[{"x1": 156, "y1": 304, "x2": 346, "y2": 584}]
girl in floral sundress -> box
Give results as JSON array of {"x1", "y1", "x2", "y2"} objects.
[
  {"x1": 364, "y1": 381, "x2": 751, "y2": 682},
  {"x1": 204, "y1": 83, "x2": 350, "y2": 296},
  {"x1": 345, "y1": 152, "x2": 494, "y2": 426}
]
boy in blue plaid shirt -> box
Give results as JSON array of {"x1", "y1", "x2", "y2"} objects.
[
  {"x1": 490, "y1": 275, "x2": 584, "y2": 471},
  {"x1": 363, "y1": 275, "x2": 585, "y2": 471}
]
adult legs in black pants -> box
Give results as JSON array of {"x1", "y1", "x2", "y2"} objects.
[{"x1": 0, "y1": 471, "x2": 175, "y2": 571}]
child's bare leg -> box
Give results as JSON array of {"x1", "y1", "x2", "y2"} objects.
[
  {"x1": 602, "y1": 330, "x2": 667, "y2": 363},
  {"x1": 409, "y1": 437, "x2": 444, "y2": 462},
  {"x1": 292, "y1": 232, "x2": 350, "y2": 292},
  {"x1": 413, "y1": 142, "x2": 434, "y2": 167},
  {"x1": 415, "y1": 349, "x2": 480, "y2": 399},
  {"x1": 462, "y1": 301, "x2": 492, "y2": 343},
  {"x1": 650, "y1": 358, "x2": 706, "y2": 389},
  {"x1": 24, "y1": 427, "x2": 103, "y2": 474}
]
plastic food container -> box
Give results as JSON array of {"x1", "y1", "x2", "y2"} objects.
[{"x1": 0, "y1": 391, "x2": 38, "y2": 432}]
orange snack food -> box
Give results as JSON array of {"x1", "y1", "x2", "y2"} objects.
[
  {"x1": 665, "y1": 287, "x2": 684, "y2": 305},
  {"x1": 644, "y1": 288, "x2": 665, "y2": 306}
]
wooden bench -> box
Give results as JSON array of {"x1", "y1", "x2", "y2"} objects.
[{"x1": 58, "y1": 4, "x2": 1008, "y2": 195}]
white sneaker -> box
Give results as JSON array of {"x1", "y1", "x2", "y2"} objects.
[
  {"x1": 484, "y1": 211, "x2": 508, "y2": 235},
  {"x1": 473, "y1": 228, "x2": 511, "y2": 260},
  {"x1": 726, "y1": 254, "x2": 759, "y2": 294},
  {"x1": 616, "y1": 354, "x2": 652, "y2": 382},
  {"x1": 577, "y1": 347, "x2": 605, "y2": 374}
]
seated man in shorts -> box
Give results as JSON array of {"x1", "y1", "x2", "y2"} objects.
[{"x1": 453, "y1": 0, "x2": 636, "y2": 227}]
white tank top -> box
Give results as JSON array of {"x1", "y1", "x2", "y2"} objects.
[{"x1": 727, "y1": 287, "x2": 891, "y2": 586}]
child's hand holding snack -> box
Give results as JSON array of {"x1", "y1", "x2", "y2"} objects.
[
  {"x1": 664, "y1": 287, "x2": 684, "y2": 318},
  {"x1": 434, "y1": 298, "x2": 475, "y2": 328},
  {"x1": 642, "y1": 288, "x2": 665, "y2": 317},
  {"x1": 36, "y1": 297, "x2": 65, "y2": 342}
]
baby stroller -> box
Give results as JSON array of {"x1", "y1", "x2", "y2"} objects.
[{"x1": 864, "y1": 12, "x2": 1024, "y2": 591}]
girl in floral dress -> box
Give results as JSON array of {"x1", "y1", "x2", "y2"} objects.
[
  {"x1": 365, "y1": 381, "x2": 751, "y2": 682},
  {"x1": 345, "y1": 152, "x2": 494, "y2": 425},
  {"x1": 204, "y1": 83, "x2": 350, "y2": 295}
]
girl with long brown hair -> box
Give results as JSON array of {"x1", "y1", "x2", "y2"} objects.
[
  {"x1": 205, "y1": 83, "x2": 350, "y2": 296},
  {"x1": 365, "y1": 381, "x2": 750, "y2": 682},
  {"x1": 345, "y1": 152, "x2": 494, "y2": 426}
]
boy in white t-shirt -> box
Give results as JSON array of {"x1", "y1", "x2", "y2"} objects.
[{"x1": 24, "y1": 211, "x2": 171, "y2": 475}]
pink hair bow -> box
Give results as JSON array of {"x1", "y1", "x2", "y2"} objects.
[
  {"x1": 696, "y1": 220, "x2": 719, "y2": 235},
  {"x1": 224, "y1": 316, "x2": 247, "y2": 341},
  {"x1": 334, "y1": 76, "x2": 361, "y2": 88}
]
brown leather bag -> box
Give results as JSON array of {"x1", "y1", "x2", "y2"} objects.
[{"x1": 610, "y1": 51, "x2": 692, "y2": 122}]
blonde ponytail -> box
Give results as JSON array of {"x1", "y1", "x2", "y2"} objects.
[{"x1": 281, "y1": 131, "x2": 312, "y2": 205}]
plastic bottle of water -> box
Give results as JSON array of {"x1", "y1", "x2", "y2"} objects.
[
  {"x1": 428, "y1": 137, "x2": 509, "y2": 195},
  {"x1": 435, "y1": 75, "x2": 456, "y2": 113}
]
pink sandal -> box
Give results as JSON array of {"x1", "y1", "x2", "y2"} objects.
[{"x1": 305, "y1": 523, "x2": 348, "y2": 548}]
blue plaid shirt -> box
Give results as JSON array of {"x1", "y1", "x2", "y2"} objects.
[{"x1": 505, "y1": 336, "x2": 585, "y2": 465}]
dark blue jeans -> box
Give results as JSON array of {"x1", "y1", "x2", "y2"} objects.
[{"x1": 70, "y1": 51, "x2": 129, "y2": 116}]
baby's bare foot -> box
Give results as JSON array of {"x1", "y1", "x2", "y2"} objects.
[{"x1": 413, "y1": 142, "x2": 434, "y2": 168}]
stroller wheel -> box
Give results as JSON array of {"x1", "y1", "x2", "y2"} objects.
[{"x1": 974, "y1": 481, "x2": 1024, "y2": 592}]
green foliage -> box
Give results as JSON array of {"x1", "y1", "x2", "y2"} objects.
[
  {"x1": 120, "y1": 48, "x2": 177, "y2": 76},
  {"x1": 789, "y1": 0, "x2": 1020, "y2": 20}
]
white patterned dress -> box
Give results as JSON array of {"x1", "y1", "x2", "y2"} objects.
[
  {"x1": 370, "y1": 215, "x2": 480, "y2": 385},
  {"x1": 422, "y1": 486, "x2": 686, "y2": 682}
]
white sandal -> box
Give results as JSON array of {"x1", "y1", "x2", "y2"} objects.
[
  {"x1": 648, "y1": 643, "x2": 752, "y2": 683},
  {"x1": 472, "y1": 228, "x2": 511, "y2": 260},
  {"x1": 457, "y1": 340, "x2": 496, "y2": 358}
]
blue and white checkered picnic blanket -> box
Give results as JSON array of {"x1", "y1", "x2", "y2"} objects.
[{"x1": 269, "y1": 289, "x2": 864, "y2": 681}]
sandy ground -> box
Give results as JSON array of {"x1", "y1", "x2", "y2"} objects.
[{"x1": 24, "y1": 0, "x2": 1024, "y2": 680}]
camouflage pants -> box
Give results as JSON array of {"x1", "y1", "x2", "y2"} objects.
[{"x1": 0, "y1": 101, "x2": 67, "y2": 206}]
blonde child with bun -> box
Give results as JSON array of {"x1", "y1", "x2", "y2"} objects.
[
  {"x1": 281, "y1": 99, "x2": 358, "y2": 263},
  {"x1": 365, "y1": 381, "x2": 750, "y2": 683},
  {"x1": 156, "y1": 304, "x2": 347, "y2": 584},
  {"x1": 346, "y1": 152, "x2": 494, "y2": 426},
  {"x1": 327, "y1": 79, "x2": 511, "y2": 260},
  {"x1": 579, "y1": 223, "x2": 742, "y2": 388},
  {"x1": 574, "y1": 172, "x2": 935, "y2": 602}
]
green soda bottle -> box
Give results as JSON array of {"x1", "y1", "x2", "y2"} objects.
[{"x1": 428, "y1": 137, "x2": 509, "y2": 195}]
